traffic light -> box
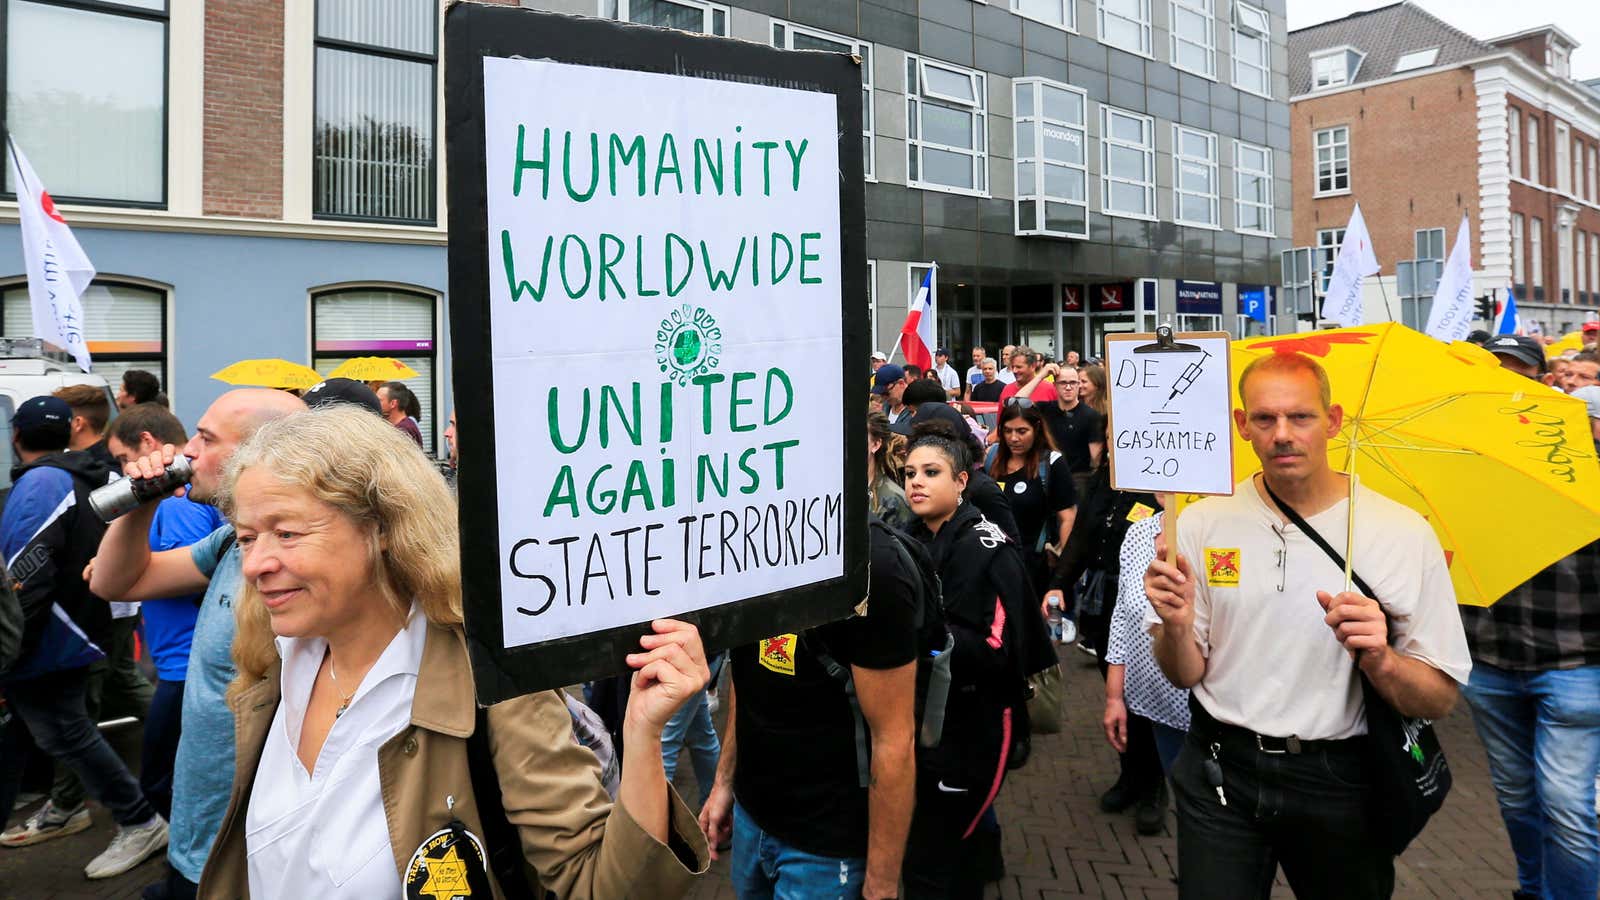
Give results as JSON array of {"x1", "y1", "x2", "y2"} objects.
[{"x1": 1476, "y1": 296, "x2": 1495, "y2": 322}]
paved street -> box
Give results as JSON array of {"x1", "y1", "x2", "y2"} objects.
[{"x1": 0, "y1": 649, "x2": 1520, "y2": 899}]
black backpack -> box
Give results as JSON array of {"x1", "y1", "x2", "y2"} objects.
[{"x1": 809, "y1": 516, "x2": 953, "y2": 788}]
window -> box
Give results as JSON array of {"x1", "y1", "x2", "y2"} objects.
[
  {"x1": 1015, "y1": 79, "x2": 1089, "y2": 237},
  {"x1": 906, "y1": 56, "x2": 988, "y2": 195},
  {"x1": 1393, "y1": 47, "x2": 1438, "y2": 72},
  {"x1": 1013, "y1": 0, "x2": 1073, "y2": 31},
  {"x1": 2, "y1": 0, "x2": 166, "y2": 205},
  {"x1": 1530, "y1": 218, "x2": 1544, "y2": 296},
  {"x1": 1233, "y1": 141, "x2": 1272, "y2": 234},
  {"x1": 2, "y1": 280, "x2": 167, "y2": 388},
  {"x1": 602, "y1": 0, "x2": 728, "y2": 35},
  {"x1": 1555, "y1": 122, "x2": 1570, "y2": 194},
  {"x1": 1511, "y1": 214, "x2": 1524, "y2": 286},
  {"x1": 1587, "y1": 145, "x2": 1596, "y2": 203},
  {"x1": 314, "y1": 0, "x2": 436, "y2": 223},
  {"x1": 1310, "y1": 47, "x2": 1362, "y2": 89},
  {"x1": 1415, "y1": 227, "x2": 1445, "y2": 264},
  {"x1": 312, "y1": 287, "x2": 439, "y2": 452},
  {"x1": 1528, "y1": 116, "x2": 1540, "y2": 183},
  {"x1": 1590, "y1": 233, "x2": 1599, "y2": 296},
  {"x1": 1508, "y1": 109, "x2": 1522, "y2": 179},
  {"x1": 1101, "y1": 106, "x2": 1154, "y2": 219},
  {"x1": 1231, "y1": 1, "x2": 1271, "y2": 97},
  {"x1": 1313, "y1": 126, "x2": 1349, "y2": 195},
  {"x1": 1316, "y1": 227, "x2": 1345, "y2": 293},
  {"x1": 1172, "y1": 125, "x2": 1218, "y2": 227},
  {"x1": 773, "y1": 22, "x2": 874, "y2": 180},
  {"x1": 1098, "y1": 0, "x2": 1152, "y2": 57},
  {"x1": 1281, "y1": 247, "x2": 1315, "y2": 317},
  {"x1": 1550, "y1": 44, "x2": 1569, "y2": 79},
  {"x1": 1170, "y1": 0, "x2": 1214, "y2": 78},
  {"x1": 1580, "y1": 230, "x2": 1589, "y2": 302}
]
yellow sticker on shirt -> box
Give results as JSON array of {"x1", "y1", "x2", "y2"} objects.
[
  {"x1": 758, "y1": 634, "x2": 798, "y2": 676},
  {"x1": 1126, "y1": 503, "x2": 1155, "y2": 523},
  {"x1": 1204, "y1": 548, "x2": 1241, "y2": 587}
]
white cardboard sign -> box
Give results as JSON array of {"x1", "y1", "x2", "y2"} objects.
[
  {"x1": 1105, "y1": 331, "x2": 1235, "y2": 496},
  {"x1": 483, "y1": 58, "x2": 846, "y2": 650}
]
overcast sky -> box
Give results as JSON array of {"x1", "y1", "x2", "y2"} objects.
[{"x1": 1287, "y1": 0, "x2": 1600, "y2": 80}]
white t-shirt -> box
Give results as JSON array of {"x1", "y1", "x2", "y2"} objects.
[
  {"x1": 1146, "y1": 476, "x2": 1472, "y2": 740},
  {"x1": 935, "y1": 363, "x2": 961, "y2": 392},
  {"x1": 246, "y1": 607, "x2": 427, "y2": 898}
]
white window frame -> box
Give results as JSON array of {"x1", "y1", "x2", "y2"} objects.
[
  {"x1": 1528, "y1": 116, "x2": 1540, "y2": 184},
  {"x1": 1508, "y1": 109, "x2": 1522, "y2": 180},
  {"x1": 1233, "y1": 140, "x2": 1273, "y2": 236},
  {"x1": 906, "y1": 56, "x2": 989, "y2": 197},
  {"x1": 772, "y1": 21, "x2": 875, "y2": 181},
  {"x1": 1590, "y1": 233, "x2": 1598, "y2": 295},
  {"x1": 1172, "y1": 125, "x2": 1219, "y2": 228},
  {"x1": 1169, "y1": 0, "x2": 1215, "y2": 79},
  {"x1": 1580, "y1": 229, "x2": 1589, "y2": 301},
  {"x1": 1393, "y1": 47, "x2": 1438, "y2": 73},
  {"x1": 867, "y1": 259, "x2": 879, "y2": 348},
  {"x1": 1555, "y1": 122, "x2": 1571, "y2": 194},
  {"x1": 1310, "y1": 46, "x2": 1363, "y2": 90},
  {"x1": 1014, "y1": 78, "x2": 1090, "y2": 238},
  {"x1": 1313, "y1": 125, "x2": 1349, "y2": 196},
  {"x1": 1230, "y1": 1, "x2": 1272, "y2": 99},
  {"x1": 1530, "y1": 217, "x2": 1544, "y2": 294},
  {"x1": 1316, "y1": 227, "x2": 1345, "y2": 294},
  {"x1": 1511, "y1": 214, "x2": 1524, "y2": 286},
  {"x1": 602, "y1": 0, "x2": 729, "y2": 36},
  {"x1": 311, "y1": 284, "x2": 443, "y2": 454},
  {"x1": 1100, "y1": 105, "x2": 1155, "y2": 221},
  {"x1": 1098, "y1": 0, "x2": 1153, "y2": 59},
  {"x1": 0, "y1": 277, "x2": 171, "y2": 395},
  {"x1": 1589, "y1": 144, "x2": 1598, "y2": 204},
  {"x1": 1011, "y1": 0, "x2": 1075, "y2": 32}
]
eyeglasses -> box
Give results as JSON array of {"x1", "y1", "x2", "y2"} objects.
[{"x1": 1006, "y1": 397, "x2": 1034, "y2": 408}]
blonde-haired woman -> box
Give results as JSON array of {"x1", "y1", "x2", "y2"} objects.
[{"x1": 199, "y1": 406, "x2": 709, "y2": 898}]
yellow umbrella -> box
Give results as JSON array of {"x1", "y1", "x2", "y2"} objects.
[
  {"x1": 1230, "y1": 323, "x2": 1600, "y2": 606},
  {"x1": 211, "y1": 359, "x2": 323, "y2": 390},
  {"x1": 327, "y1": 357, "x2": 420, "y2": 381},
  {"x1": 1544, "y1": 330, "x2": 1584, "y2": 359}
]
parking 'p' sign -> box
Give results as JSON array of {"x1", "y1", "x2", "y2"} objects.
[{"x1": 446, "y1": 4, "x2": 869, "y2": 701}]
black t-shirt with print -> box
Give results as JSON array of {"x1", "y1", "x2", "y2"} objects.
[
  {"x1": 1038, "y1": 401, "x2": 1104, "y2": 472},
  {"x1": 731, "y1": 529, "x2": 919, "y2": 859},
  {"x1": 993, "y1": 454, "x2": 1078, "y2": 551},
  {"x1": 970, "y1": 380, "x2": 1005, "y2": 403}
]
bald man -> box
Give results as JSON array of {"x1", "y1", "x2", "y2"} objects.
[{"x1": 90, "y1": 389, "x2": 304, "y2": 900}]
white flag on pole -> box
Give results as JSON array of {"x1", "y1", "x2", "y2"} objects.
[
  {"x1": 1423, "y1": 215, "x2": 1474, "y2": 342},
  {"x1": 6, "y1": 138, "x2": 94, "y2": 372},
  {"x1": 1319, "y1": 204, "x2": 1381, "y2": 328}
]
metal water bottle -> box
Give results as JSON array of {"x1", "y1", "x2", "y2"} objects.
[
  {"x1": 89, "y1": 456, "x2": 194, "y2": 523},
  {"x1": 918, "y1": 631, "x2": 956, "y2": 749}
]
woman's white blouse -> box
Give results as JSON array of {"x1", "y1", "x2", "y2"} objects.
[{"x1": 246, "y1": 607, "x2": 427, "y2": 899}]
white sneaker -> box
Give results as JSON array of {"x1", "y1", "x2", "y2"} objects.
[
  {"x1": 0, "y1": 800, "x2": 91, "y2": 847},
  {"x1": 1059, "y1": 619, "x2": 1079, "y2": 645},
  {"x1": 84, "y1": 814, "x2": 167, "y2": 879}
]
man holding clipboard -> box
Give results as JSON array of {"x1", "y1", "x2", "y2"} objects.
[{"x1": 1141, "y1": 351, "x2": 1471, "y2": 899}]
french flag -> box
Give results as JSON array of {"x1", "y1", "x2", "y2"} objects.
[
  {"x1": 900, "y1": 266, "x2": 935, "y2": 371},
  {"x1": 1495, "y1": 284, "x2": 1521, "y2": 336}
]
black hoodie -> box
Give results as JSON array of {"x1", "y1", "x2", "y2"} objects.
[{"x1": 2, "y1": 451, "x2": 114, "y2": 678}]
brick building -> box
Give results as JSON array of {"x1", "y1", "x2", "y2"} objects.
[
  {"x1": 3, "y1": 0, "x2": 1291, "y2": 463},
  {"x1": 1287, "y1": 2, "x2": 1600, "y2": 336}
]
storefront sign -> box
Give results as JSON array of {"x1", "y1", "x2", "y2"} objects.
[
  {"x1": 445, "y1": 6, "x2": 868, "y2": 700},
  {"x1": 1062, "y1": 284, "x2": 1083, "y2": 312},
  {"x1": 1176, "y1": 280, "x2": 1222, "y2": 315},
  {"x1": 1092, "y1": 282, "x2": 1132, "y2": 312},
  {"x1": 1239, "y1": 285, "x2": 1274, "y2": 324}
]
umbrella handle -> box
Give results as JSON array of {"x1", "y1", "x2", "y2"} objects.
[{"x1": 1343, "y1": 454, "x2": 1358, "y2": 596}]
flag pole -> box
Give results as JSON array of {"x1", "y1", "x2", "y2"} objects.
[
  {"x1": 887, "y1": 334, "x2": 903, "y2": 363},
  {"x1": 1374, "y1": 271, "x2": 1396, "y2": 323}
]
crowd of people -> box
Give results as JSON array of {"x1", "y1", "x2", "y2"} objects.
[{"x1": 0, "y1": 327, "x2": 1592, "y2": 900}]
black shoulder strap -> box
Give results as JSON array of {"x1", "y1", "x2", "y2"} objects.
[
  {"x1": 1259, "y1": 479, "x2": 1376, "y2": 601},
  {"x1": 466, "y1": 706, "x2": 539, "y2": 898}
]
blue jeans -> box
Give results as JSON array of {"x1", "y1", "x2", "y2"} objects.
[
  {"x1": 1462, "y1": 663, "x2": 1600, "y2": 900},
  {"x1": 1151, "y1": 722, "x2": 1187, "y2": 775},
  {"x1": 140, "y1": 680, "x2": 185, "y2": 820},
  {"x1": 731, "y1": 801, "x2": 865, "y2": 900},
  {"x1": 662, "y1": 687, "x2": 720, "y2": 807}
]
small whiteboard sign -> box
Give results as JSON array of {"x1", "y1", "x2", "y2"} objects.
[{"x1": 1105, "y1": 330, "x2": 1235, "y2": 496}]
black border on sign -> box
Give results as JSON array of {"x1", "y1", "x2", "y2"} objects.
[{"x1": 445, "y1": 3, "x2": 869, "y2": 704}]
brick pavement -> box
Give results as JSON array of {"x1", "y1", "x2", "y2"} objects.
[{"x1": 0, "y1": 651, "x2": 1521, "y2": 899}]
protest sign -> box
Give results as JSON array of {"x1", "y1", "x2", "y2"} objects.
[
  {"x1": 1105, "y1": 329, "x2": 1235, "y2": 497},
  {"x1": 445, "y1": 5, "x2": 869, "y2": 701}
]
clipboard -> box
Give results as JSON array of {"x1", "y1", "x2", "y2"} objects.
[{"x1": 1104, "y1": 326, "x2": 1235, "y2": 497}]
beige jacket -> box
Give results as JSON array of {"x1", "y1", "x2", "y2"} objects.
[{"x1": 198, "y1": 622, "x2": 709, "y2": 899}]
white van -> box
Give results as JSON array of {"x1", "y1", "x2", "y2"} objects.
[{"x1": 0, "y1": 338, "x2": 117, "y2": 504}]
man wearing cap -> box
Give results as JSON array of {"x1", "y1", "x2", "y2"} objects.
[
  {"x1": 1459, "y1": 345, "x2": 1600, "y2": 900},
  {"x1": 0, "y1": 397, "x2": 170, "y2": 879},
  {"x1": 1583, "y1": 321, "x2": 1599, "y2": 352},
  {"x1": 89, "y1": 388, "x2": 304, "y2": 900},
  {"x1": 1483, "y1": 335, "x2": 1552, "y2": 383},
  {"x1": 303, "y1": 377, "x2": 383, "y2": 415},
  {"x1": 870, "y1": 351, "x2": 888, "y2": 375},
  {"x1": 872, "y1": 364, "x2": 911, "y2": 428},
  {"x1": 932, "y1": 348, "x2": 961, "y2": 400}
]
